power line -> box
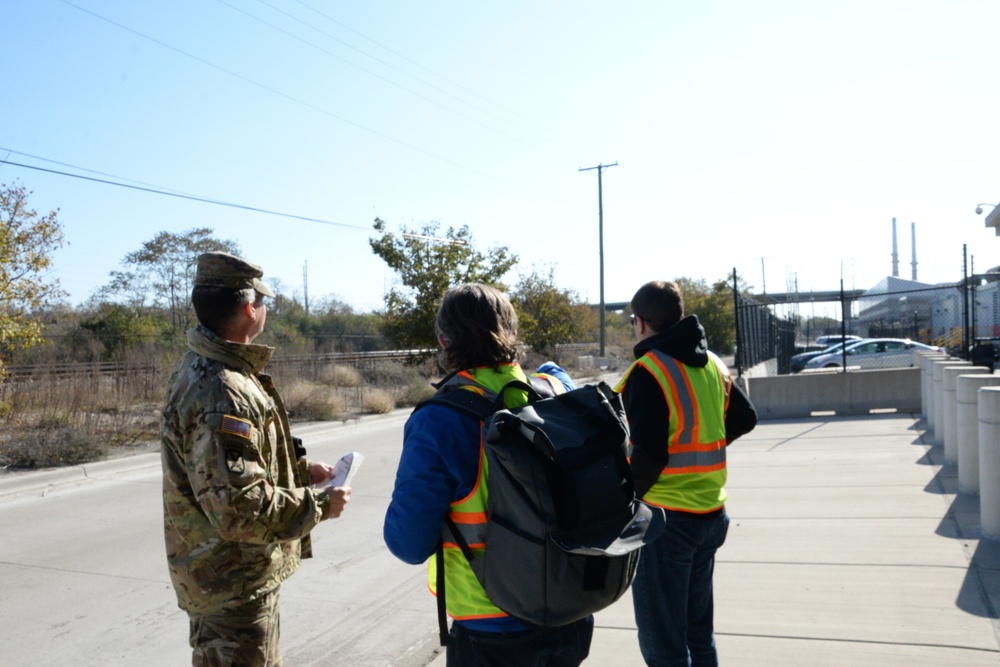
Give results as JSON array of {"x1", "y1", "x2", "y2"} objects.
[
  {"x1": 55, "y1": 0, "x2": 511, "y2": 187},
  {"x1": 290, "y1": 0, "x2": 558, "y2": 139},
  {"x1": 0, "y1": 147, "x2": 200, "y2": 197},
  {"x1": 240, "y1": 0, "x2": 555, "y2": 149},
  {"x1": 212, "y1": 0, "x2": 547, "y2": 153},
  {"x1": 0, "y1": 158, "x2": 369, "y2": 230}
]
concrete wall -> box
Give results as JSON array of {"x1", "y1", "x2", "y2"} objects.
[{"x1": 743, "y1": 368, "x2": 920, "y2": 419}]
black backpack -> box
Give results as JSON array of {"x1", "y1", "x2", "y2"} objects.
[{"x1": 421, "y1": 378, "x2": 664, "y2": 641}]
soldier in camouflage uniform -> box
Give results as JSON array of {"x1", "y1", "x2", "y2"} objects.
[{"x1": 161, "y1": 251, "x2": 351, "y2": 667}]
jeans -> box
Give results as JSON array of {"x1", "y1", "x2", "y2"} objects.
[
  {"x1": 446, "y1": 615, "x2": 594, "y2": 667},
  {"x1": 632, "y1": 511, "x2": 730, "y2": 667}
]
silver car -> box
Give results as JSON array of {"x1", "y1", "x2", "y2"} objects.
[{"x1": 804, "y1": 338, "x2": 943, "y2": 370}]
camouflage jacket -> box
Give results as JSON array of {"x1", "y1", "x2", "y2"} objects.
[{"x1": 161, "y1": 325, "x2": 328, "y2": 614}]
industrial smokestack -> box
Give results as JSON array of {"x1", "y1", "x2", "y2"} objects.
[
  {"x1": 911, "y1": 222, "x2": 918, "y2": 281},
  {"x1": 892, "y1": 217, "x2": 899, "y2": 277}
]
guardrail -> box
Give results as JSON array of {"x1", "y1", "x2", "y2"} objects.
[
  {"x1": 5, "y1": 361, "x2": 156, "y2": 379},
  {"x1": 4, "y1": 349, "x2": 437, "y2": 381}
]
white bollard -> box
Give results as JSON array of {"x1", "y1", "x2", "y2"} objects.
[
  {"x1": 979, "y1": 386, "x2": 1000, "y2": 539},
  {"x1": 920, "y1": 354, "x2": 950, "y2": 425},
  {"x1": 943, "y1": 366, "x2": 990, "y2": 466},
  {"x1": 933, "y1": 361, "x2": 971, "y2": 446},
  {"x1": 958, "y1": 374, "x2": 1000, "y2": 493}
]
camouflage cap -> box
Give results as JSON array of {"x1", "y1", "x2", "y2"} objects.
[{"x1": 194, "y1": 252, "x2": 275, "y2": 297}]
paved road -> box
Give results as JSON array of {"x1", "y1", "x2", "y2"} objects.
[{"x1": 0, "y1": 411, "x2": 445, "y2": 667}]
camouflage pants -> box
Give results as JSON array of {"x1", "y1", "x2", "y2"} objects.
[{"x1": 189, "y1": 589, "x2": 282, "y2": 667}]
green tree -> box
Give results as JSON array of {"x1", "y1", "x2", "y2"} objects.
[
  {"x1": 511, "y1": 267, "x2": 594, "y2": 355},
  {"x1": 99, "y1": 228, "x2": 240, "y2": 334},
  {"x1": 369, "y1": 218, "x2": 517, "y2": 349},
  {"x1": 78, "y1": 303, "x2": 169, "y2": 359},
  {"x1": 674, "y1": 277, "x2": 738, "y2": 354},
  {"x1": 0, "y1": 182, "x2": 66, "y2": 377}
]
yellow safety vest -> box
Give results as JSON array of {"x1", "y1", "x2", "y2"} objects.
[
  {"x1": 615, "y1": 350, "x2": 733, "y2": 513},
  {"x1": 427, "y1": 364, "x2": 529, "y2": 620}
]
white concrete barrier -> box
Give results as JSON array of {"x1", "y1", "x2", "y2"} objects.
[
  {"x1": 920, "y1": 354, "x2": 950, "y2": 426},
  {"x1": 943, "y1": 366, "x2": 990, "y2": 466},
  {"x1": 958, "y1": 374, "x2": 1000, "y2": 494},
  {"x1": 744, "y1": 368, "x2": 920, "y2": 418},
  {"x1": 933, "y1": 361, "x2": 972, "y2": 446},
  {"x1": 979, "y1": 386, "x2": 1000, "y2": 539}
]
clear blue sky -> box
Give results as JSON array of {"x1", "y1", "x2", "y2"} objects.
[{"x1": 4, "y1": 0, "x2": 1000, "y2": 313}]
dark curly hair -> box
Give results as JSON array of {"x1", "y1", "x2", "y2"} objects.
[{"x1": 435, "y1": 284, "x2": 522, "y2": 373}]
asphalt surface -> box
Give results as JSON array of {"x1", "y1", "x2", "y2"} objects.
[{"x1": 3, "y1": 409, "x2": 999, "y2": 665}]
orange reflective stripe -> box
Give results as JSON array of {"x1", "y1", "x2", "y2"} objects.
[
  {"x1": 443, "y1": 540, "x2": 486, "y2": 550},
  {"x1": 640, "y1": 355, "x2": 692, "y2": 445},
  {"x1": 670, "y1": 439, "x2": 726, "y2": 454},
  {"x1": 665, "y1": 462, "x2": 727, "y2": 475},
  {"x1": 660, "y1": 437, "x2": 726, "y2": 474},
  {"x1": 711, "y1": 355, "x2": 733, "y2": 412},
  {"x1": 449, "y1": 511, "x2": 488, "y2": 524}
]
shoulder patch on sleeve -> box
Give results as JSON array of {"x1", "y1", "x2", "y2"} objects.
[
  {"x1": 225, "y1": 449, "x2": 246, "y2": 474},
  {"x1": 220, "y1": 414, "x2": 254, "y2": 440}
]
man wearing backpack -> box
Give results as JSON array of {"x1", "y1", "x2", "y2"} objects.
[
  {"x1": 384, "y1": 283, "x2": 594, "y2": 667},
  {"x1": 616, "y1": 280, "x2": 757, "y2": 667}
]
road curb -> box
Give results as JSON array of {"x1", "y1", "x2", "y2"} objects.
[
  {"x1": 0, "y1": 411, "x2": 403, "y2": 498},
  {"x1": 0, "y1": 452, "x2": 161, "y2": 498}
]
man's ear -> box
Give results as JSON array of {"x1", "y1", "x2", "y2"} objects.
[
  {"x1": 437, "y1": 334, "x2": 449, "y2": 349},
  {"x1": 636, "y1": 317, "x2": 651, "y2": 338},
  {"x1": 244, "y1": 301, "x2": 258, "y2": 321}
]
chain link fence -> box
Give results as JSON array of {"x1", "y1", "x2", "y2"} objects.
[{"x1": 733, "y1": 271, "x2": 1000, "y2": 375}]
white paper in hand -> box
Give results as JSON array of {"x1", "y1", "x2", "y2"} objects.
[{"x1": 324, "y1": 451, "x2": 364, "y2": 488}]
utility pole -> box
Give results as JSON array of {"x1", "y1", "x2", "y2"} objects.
[
  {"x1": 579, "y1": 161, "x2": 617, "y2": 361},
  {"x1": 756, "y1": 256, "x2": 769, "y2": 297},
  {"x1": 303, "y1": 260, "x2": 309, "y2": 315}
]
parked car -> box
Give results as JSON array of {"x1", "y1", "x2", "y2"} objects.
[
  {"x1": 790, "y1": 341, "x2": 854, "y2": 373},
  {"x1": 813, "y1": 334, "x2": 863, "y2": 348},
  {"x1": 803, "y1": 338, "x2": 944, "y2": 370}
]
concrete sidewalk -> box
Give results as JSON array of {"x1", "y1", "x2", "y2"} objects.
[{"x1": 432, "y1": 413, "x2": 1000, "y2": 666}]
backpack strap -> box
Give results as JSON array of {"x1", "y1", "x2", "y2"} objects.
[
  {"x1": 417, "y1": 388, "x2": 496, "y2": 422},
  {"x1": 436, "y1": 515, "x2": 481, "y2": 647},
  {"x1": 436, "y1": 539, "x2": 451, "y2": 646}
]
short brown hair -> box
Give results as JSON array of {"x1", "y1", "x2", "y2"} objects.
[
  {"x1": 630, "y1": 281, "x2": 684, "y2": 333},
  {"x1": 435, "y1": 284, "x2": 521, "y2": 373}
]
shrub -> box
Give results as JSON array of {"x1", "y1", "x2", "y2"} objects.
[
  {"x1": 0, "y1": 426, "x2": 109, "y2": 469},
  {"x1": 360, "y1": 361, "x2": 439, "y2": 407},
  {"x1": 396, "y1": 377, "x2": 436, "y2": 407},
  {"x1": 320, "y1": 364, "x2": 363, "y2": 388},
  {"x1": 358, "y1": 360, "x2": 411, "y2": 386},
  {"x1": 282, "y1": 380, "x2": 346, "y2": 421},
  {"x1": 362, "y1": 388, "x2": 396, "y2": 414}
]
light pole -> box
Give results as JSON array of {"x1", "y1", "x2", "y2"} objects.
[{"x1": 580, "y1": 162, "x2": 617, "y2": 361}]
